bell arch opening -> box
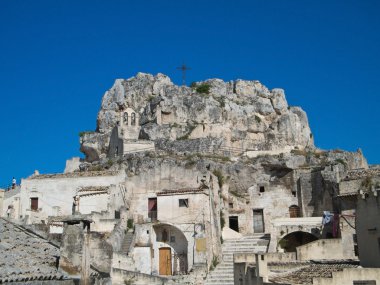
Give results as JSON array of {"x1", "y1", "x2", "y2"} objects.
[{"x1": 278, "y1": 231, "x2": 318, "y2": 252}]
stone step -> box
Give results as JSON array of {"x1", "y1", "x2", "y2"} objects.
[
  {"x1": 204, "y1": 236, "x2": 270, "y2": 285},
  {"x1": 121, "y1": 231, "x2": 134, "y2": 253}
]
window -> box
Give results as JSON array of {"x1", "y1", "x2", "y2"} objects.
[
  {"x1": 123, "y1": 112, "x2": 129, "y2": 125},
  {"x1": 131, "y1": 113, "x2": 136, "y2": 125},
  {"x1": 31, "y1": 197, "x2": 38, "y2": 211},
  {"x1": 259, "y1": 186, "x2": 265, "y2": 193},
  {"x1": 148, "y1": 198, "x2": 157, "y2": 222},
  {"x1": 353, "y1": 281, "x2": 376, "y2": 285},
  {"x1": 179, "y1": 199, "x2": 189, "y2": 208},
  {"x1": 229, "y1": 202, "x2": 233, "y2": 209},
  {"x1": 115, "y1": 211, "x2": 120, "y2": 219}
]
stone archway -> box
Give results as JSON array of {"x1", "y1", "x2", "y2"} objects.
[
  {"x1": 278, "y1": 231, "x2": 318, "y2": 252},
  {"x1": 153, "y1": 223, "x2": 188, "y2": 275}
]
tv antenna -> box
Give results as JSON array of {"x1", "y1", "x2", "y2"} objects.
[{"x1": 177, "y1": 63, "x2": 191, "y2": 86}]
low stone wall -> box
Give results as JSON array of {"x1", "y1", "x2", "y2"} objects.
[
  {"x1": 296, "y1": 239, "x2": 344, "y2": 261},
  {"x1": 111, "y1": 268, "x2": 168, "y2": 285},
  {"x1": 266, "y1": 252, "x2": 296, "y2": 263},
  {"x1": 234, "y1": 252, "x2": 296, "y2": 264},
  {"x1": 92, "y1": 219, "x2": 118, "y2": 232},
  {"x1": 112, "y1": 252, "x2": 135, "y2": 271}
]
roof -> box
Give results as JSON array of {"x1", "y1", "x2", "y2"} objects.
[
  {"x1": 269, "y1": 261, "x2": 358, "y2": 285},
  {"x1": 0, "y1": 218, "x2": 68, "y2": 283},
  {"x1": 28, "y1": 170, "x2": 119, "y2": 180},
  {"x1": 336, "y1": 191, "x2": 358, "y2": 198},
  {"x1": 49, "y1": 214, "x2": 93, "y2": 223},
  {"x1": 343, "y1": 168, "x2": 380, "y2": 181},
  {"x1": 157, "y1": 188, "x2": 206, "y2": 196}
]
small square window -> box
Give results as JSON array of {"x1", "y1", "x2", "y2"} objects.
[
  {"x1": 229, "y1": 202, "x2": 233, "y2": 209},
  {"x1": 179, "y1": 199, "x2": 189, "y2": 207},
  {"x1": 259, "y1": 186, "x2": 265, "y2": 193}
]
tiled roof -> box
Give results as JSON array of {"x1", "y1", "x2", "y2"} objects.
[
  {"x1": 269, "y1": 262, "x2": 358, "y2": 285},
  {"x1": 77, "y1": 186, "x2": 110, "y2": 197},
  {"x1": 29, "y1": 170, "x2": 118, "y2": 179},
  {"x1": 77, "y1": 186, "x2": 109, "y2": 192},
  {"x1": 336, "y1": 191, "x2": 358, "y2": 198},
  {"x1": 0, "y1": 218, "x2": 69, "y2": 283},
  {"x1": 343, "y1": 168, "x2": 380, "y2": 181},
  {"x1": 157, "y1": 188, "x2": 205, "y2": 196}
]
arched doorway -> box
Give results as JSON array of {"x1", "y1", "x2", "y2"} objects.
[
  {"x1": 153, "y1": 224, "x2": 188, "y2": 275},
  {"x1": 278, "y1": 231, "x2": 318, "y2": 252}
]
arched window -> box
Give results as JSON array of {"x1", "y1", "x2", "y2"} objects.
[
  {"x1": 131, "y1": 112, "x2": 136, "y2": 126},
  {"x1": 289, "y1": 205, "x2": 301, "y2": 218},
  {"x1": 123, "y1": 112, "x2": 129, "y2": 125}
]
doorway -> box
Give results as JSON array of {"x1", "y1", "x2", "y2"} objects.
[
  {"x1": 253, "y1": 209, "x2": 264, "y2": 233},
  {"x1": 229, "y1": 216, "x2": 239, "y2": 232},
  {"x1": 159, "y1": 247, "x2": 172, "y2": 275}
]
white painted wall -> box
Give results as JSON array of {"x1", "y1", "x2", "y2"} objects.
[
  {"x1": 8, "y1": 171, "x2": 125, "y2": 224},
  {"x1": 157, "y1": 193, "x2": 209, "y2": 224}
]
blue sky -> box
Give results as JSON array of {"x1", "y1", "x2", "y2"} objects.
[{"x1": 0, "y1": 0, "x2": 379, "y2": 186}]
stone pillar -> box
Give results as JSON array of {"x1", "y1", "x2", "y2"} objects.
[{"x1": 58, "y1": 217, "x2": 92, "y2": 282}]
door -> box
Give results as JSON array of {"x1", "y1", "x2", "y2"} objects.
[
  {"x1": 159, "y1": 247, "x2": 172, "y2": 275},
  {"x1": 31, "y1": 197, "x2": 38, "y2": 211},
  {"x1": 229, "y1": 216, "x2": 239, "y2": 232},
  {"x1": 253, "y1": 209, "x2": 264, "y2": 233}
]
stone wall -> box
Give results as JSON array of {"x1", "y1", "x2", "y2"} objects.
[
  {"x1": 296, "y1": 239, "x2": 346, "y2": 261},
  {"x1": 313, "y1": 268, "x2": 380, "y2": 285},
  {"x1": 356, "y1": 189, "x2": 380, "y2": 268},
  {"x1": 13, "y1": 171, "x2": 125, "y2": 224}
]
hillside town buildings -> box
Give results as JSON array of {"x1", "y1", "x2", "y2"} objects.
[{"x1": 1, "y1": 73, "x2": 379, "y2": 284}]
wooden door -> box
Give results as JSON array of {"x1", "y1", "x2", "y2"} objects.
[
  {"x1": 31, "y1": 197, "x2": 38, "y2": 211},
  {"x1": 159, "y1": 247, "x2": 172, "y2": 275},
  {"x1": 253, "y1": 209, "x2": 264, "y2": 233}
]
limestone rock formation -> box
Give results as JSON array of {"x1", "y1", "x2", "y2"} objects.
[{"x1": 81, "y1": 73, "x2": 314, "y2": 161}]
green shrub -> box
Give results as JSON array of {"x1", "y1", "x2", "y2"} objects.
[
  {"x1": 196, "y1": 83, "x2": 211, "y2": 94},
  {"x1": 79, "y1": 131, "x2": 92, "y2": 137},
  {"x1": 127, "y1": 219, "x2": 134, "y2": 229},
  {"x1": 335, "y1": 158, "x2": 347, "y2": 167}
]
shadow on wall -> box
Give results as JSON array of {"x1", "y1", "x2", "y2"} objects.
[{"x1": 278, "y1": 231, "x2": 319, "y2": 252}]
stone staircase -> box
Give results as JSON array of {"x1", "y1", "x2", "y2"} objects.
[
  {"x1": 121, "y1": 230, "x2": 134, "y2": 253},
  {"x1": 204, "y1": 234, "x2": 270, "y2": 285}
]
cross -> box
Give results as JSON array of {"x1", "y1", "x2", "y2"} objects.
[{"x1": 177, "y1": 63, "x2": 191, "y2": 86}]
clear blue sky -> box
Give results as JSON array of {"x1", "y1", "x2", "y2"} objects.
[{"x1": 0, "y1": 0, "x2": 379, "y2": 186}]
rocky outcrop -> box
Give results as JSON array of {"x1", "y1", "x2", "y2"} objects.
[{"x1": 81, "y1": 73, "x2": 314, "y2": 160}]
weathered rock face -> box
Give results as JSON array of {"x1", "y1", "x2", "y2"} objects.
[{"x1": 81, "y1": 73, "x2": 314, "y2": 160}]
